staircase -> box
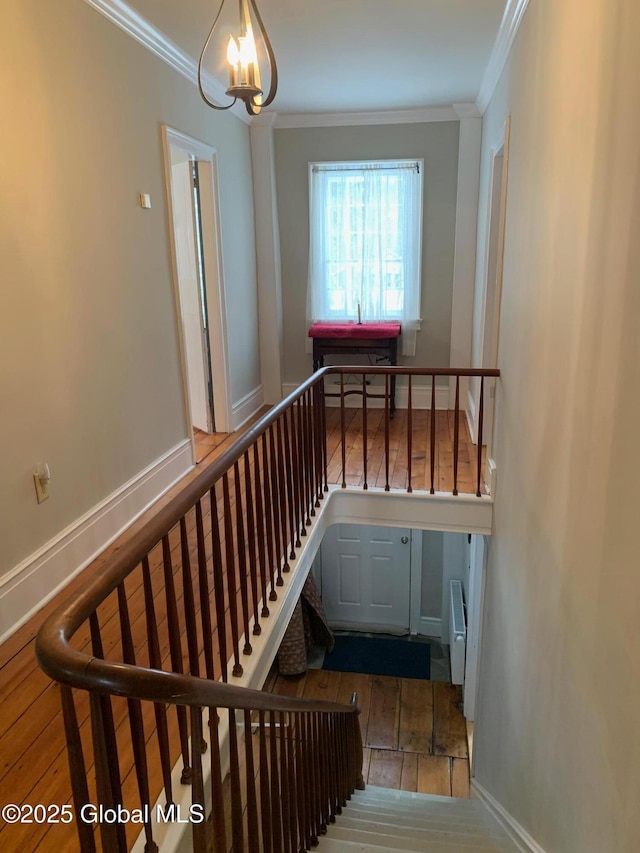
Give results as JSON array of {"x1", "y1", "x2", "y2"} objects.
[{"x1": 317, "y1": 786, "x2": 514, "y2": 852}]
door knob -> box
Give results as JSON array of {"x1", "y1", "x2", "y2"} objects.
[{"x1": 401, "y1": 536, "x2": 409, "y2": 544}]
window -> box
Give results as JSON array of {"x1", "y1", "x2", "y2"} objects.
[{"x1": 307, "y1": 159, "x2": 423, "y2": 354}]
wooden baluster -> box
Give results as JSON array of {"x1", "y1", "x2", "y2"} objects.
[
  {"x1": 209, "y1": 486, "x2": 229, "y2": 681},
  {"x1": 362, "y1": 374, "x2": 368, "y2": 490},
  {"x1": 233, "y1": 461, "x2": 253, "y2": 655},
  {"x1": 384, "y1": 373, "x2": 390, "y2": 491},
  {"x1": 306, "y1": 389, "x2": 317, "y2": 517},
  {"x1": 278, "y1": 711, "x2": 291, "y2": 853},
  {"x1": 243, "y1": 450, "x2": 262, "y2": 636},
  {"x1": 287, "y1": 405, "x2": 303, "y2": 547},
  {"x1": 285, "y1": 712, "x2": 299, "y2": 850},
  {"x1": 407, "y1": 375, "x2": 413, "y2": 493},
  {"x1": 116, "y1": 582, "x2": 157, "y2": 853},
  {"x1": 190, "y1": 706, "x2": 209, "y2": 853},
  {"x1": 228, "y1": 708, "x2": 244, "y2": 850},
  {"x1": 430, "y1": 375, "x2": 437, "y2": 494},
  {"x1": 294, "y1": 714, "x2": 309, "y2": 850},
  {"x1": 476, "y1": 376, "x2": 485, "y2": 497},
  {"x1": 316, "y1": 713, "x2": 328, "y2": 834},
  {"x1": 208, "y1": 711, "x2": 227, "y2": 852},
  {"x1": 141, "y1": 557, "x2": 173, "y2": 804},
  {"x1": 340, "y1": 373, "x2": 347, "y2": 489},
  {"x1": 261, "y1": 433, "x2": 278, "y2": 601},
  {"x1": 453, "y1": 376, "x2": 460, "y2": 496},
  {"x1": 302, "y1": 392, "x2": 314, "y2": 521},
  {"x1": 268, "y1": 426, "x2": 285, "y2": 585},
  {"x1": 320, "y1": 375, "x2": 329, "y2": 493},
  {"x1": 243, "y1": 710, "x2": 260, "y2": 851},
  {"x1": 259, "y1": 710, "x2": 273, "y2": 853},
  {"x1": 296, "y1": 397, "x2": 311, "y2": 536},
  {"x1": 305, "y1": 713, "x2": 319, "y2": 846},
  {"x1": 281, "y1": 410, "x2": 298, "y2": 561},
  {"x1": 161, "y1": 535, "x2": 192, "y2": 779},
  {"x1": 269, "y1": 710, "x2": 283, "y2": 853},
  {"x1": 252, "y1": 442, "x2": 271, "y2": 616},
  {"x1": 89, "y1": 689, "x2": 127, "y2": 853},
  {"x1": 275, "y1": 418, "x2": 291, "y2": 571},
  {"x1": 89, "y1": 611, "x2": 126, "y2": 850},
  {"x1": 180, "y1": 516, "x2": 201, "y2": 679},
  {"x1": 60, "y1": 686, "x2": 96, "y2": 853},
  {"x1": 195, "y1": 501, "x2": 215, "y2": 680},
  {"x1": 222, "y1": 473, "x2": 243, "y2": 676},
  {"x1": 338, "y1": 715, "x2": 348, "y2": 807},
  {"x1": 312, "y1": 382, "x2": 322, "y2": 507},
  {"x1": 352, "y1": 693, "x2": 365, "y2": 791},
  {"x1": 327, "y1": 716, "x2": 338, "y2": 820}
]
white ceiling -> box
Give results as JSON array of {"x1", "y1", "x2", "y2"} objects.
[{"x1": 127, "y1": 0, "x2": 507, "y2": 114}]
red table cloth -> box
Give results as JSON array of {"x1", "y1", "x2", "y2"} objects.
[{"x1": 309, "y1": 322, "x2": 401, "y2": 339}]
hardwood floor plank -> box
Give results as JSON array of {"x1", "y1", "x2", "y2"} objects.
[
  {"x1": 301, "y1": 668, "x2": 341, "y2": 703},
  {"x1": 451, "y1": 757, "x2": 471, "y2": 799},
  {"x1": 367, "y1": 749, "x2": 404, "y2": 790},
  {"x1": 417, "y1": 754, "x2": 451, "y2": 797},
  {"x1": 366, "y1": 675, "x2": 400, "y2": 750},
  {"x1": 398, "y1": 678, "x2": 433, "y2": 754},
  {"x1": 400, "y1": 751, "x2": 418, "y2": 792},
  {"x1": 433, "y1": 683, "x2": 468, "y2": 759}
]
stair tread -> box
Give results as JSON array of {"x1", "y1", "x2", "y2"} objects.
[
  {"x1": 336, "y1": 812, "x2": 496, "y2": 836},
  {"x1": 322, "y1": 824, "x2": 508, "y2": 852}
]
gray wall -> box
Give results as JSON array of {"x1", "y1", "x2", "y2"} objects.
[
  {"x1": 274, "y1": 122, "x2": 460, "y2": 383},
  {"x1": 473, "y1": 0, "x2": 640, "y2": 850},
  {"x1": 0, "y1": 0, "x2": 260, "y2": 579}
]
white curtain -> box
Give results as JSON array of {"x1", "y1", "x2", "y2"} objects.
[{"x1": 307, "y1": 161, "x2": 422, "y2": 355}]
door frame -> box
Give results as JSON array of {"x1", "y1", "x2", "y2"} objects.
[
  {"x1": 161, "y1": 126, "x2": 233, "y2": 456},
  {"x1": 473, "y1": 117, "x2": 511, "y2": 484}
]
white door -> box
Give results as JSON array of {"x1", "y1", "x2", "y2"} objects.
[{"x1": 321, "y1": 524, "x2": 411, "y2": 632}]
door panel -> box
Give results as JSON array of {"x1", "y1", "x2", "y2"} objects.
[{"x1": 322, "y1": 524, "x2": 411, "y2": 631}]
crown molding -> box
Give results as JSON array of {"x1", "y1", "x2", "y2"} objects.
[
  {"x1": 82, "y1": 0, "x2": 252, "y2": 125},
  {"x1": 477, "y1": 0, "x2": 531, "y2": 114},
  {"x1": 453, "y1": 103, "x2": 482, "y2": 119},
  {"x1": 274, "y1": 106, "x2": 459, "y2": 129}
]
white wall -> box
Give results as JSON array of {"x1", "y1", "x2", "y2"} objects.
[
  {"x1": 473, "y1": 1, "x2": 640, "y2": 851},
  {"x1": 0, "y1": 0, "x2": 260, "y2": 583}
]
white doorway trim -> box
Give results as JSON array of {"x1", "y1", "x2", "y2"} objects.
[
  {"x1": 464, "y1": 533, "x2": 487, "y2": 729},
  {"x1": 161, "y1": 126, "x2": 233, "y2": 456},
  {"x1": 471, "y1": 117, "x2": 511, "y2": 491}
]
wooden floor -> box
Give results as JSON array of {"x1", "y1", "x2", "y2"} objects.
[
  {"x1": 268, "y1": 669, "x2": 470, "y2": 799},
  {"x1": 0, "y1": 409, "x2": 478, "y2": 852},
  {"x1": 323, "y1": 407, "x2": 487, "y2": 494},
  {"x1": 0, "y1": 419, "x2": 263, "y2": 853}
]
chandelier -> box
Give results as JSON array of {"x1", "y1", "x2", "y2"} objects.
[{"x1": 198, "y1": 0, "x2": 278, "y2": 116}]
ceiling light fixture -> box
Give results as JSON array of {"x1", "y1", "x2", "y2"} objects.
[{"x1": 198, "y1": 0, "x2": 278, "y2": 116}]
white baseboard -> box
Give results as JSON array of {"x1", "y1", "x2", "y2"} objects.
[
  {"x1": 417, "y1": 616, "x2": 442, "y2": 639},
  {"x1": 0, "y1": 439, "x2": 193, "y2": 645},
  {"x1": 472, "y1": 780, "x2": 547, "y2": 853},
  {"x1": 282, "y1": 381, "x2": 450, "y2": 410},
  {"x1": 232, "y1": 384, "x2": 264, "y2": 430}
]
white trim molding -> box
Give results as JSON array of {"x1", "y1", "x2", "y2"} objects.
[
  {"x1": 282, "y1": 382, "x2": 450, "y2": 411},
  {"x1": 477, "y1": 0, "x2": 531, "y2": 114},
  {"x1": 232, "y1": 385, "x2": 265, "y2": 430},
  {"x1": 0, "y1": 440, "x2": 193, "y2": 645},
  {"x1": 418, "y1": 616, "x2": 442, "y2": 639},
  {"x1": 472, "y1": 780, "x2": 548, "y2": 853},
  {"x1": 82, "y1": 0, "x2": 251, "y2": 124},
  {"x1": 273, "y1": 106, "x2": 459, "y2": 129}
]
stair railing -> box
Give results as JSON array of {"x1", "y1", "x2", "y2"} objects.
[{"x1": 35, "y1": 366, "x2": 498, "y2": 852}]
